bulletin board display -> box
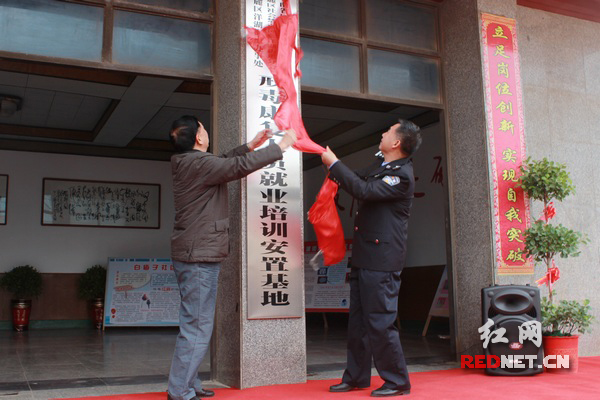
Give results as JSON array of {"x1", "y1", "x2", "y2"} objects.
[
  {"x1": 304, "y1": 241, "x2": 352, "y2": 313},
  {"x1": 103, "y1": 258, "x2": 180, "y2": 327}
]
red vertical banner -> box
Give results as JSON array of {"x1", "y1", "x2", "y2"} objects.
[{"x1": 481, "y1": 13, "x2": 533, "y2": 275}]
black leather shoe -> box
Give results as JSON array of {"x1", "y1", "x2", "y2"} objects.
[
  {"x1": 167, "y1": 394, "x2": 199, "y2": 400},
  {"x1": 330, "y1": 382, "x2": 359, "y2": 392},
  {"x1": 167, "y1": 391, "x2": 214, "y2": 400},
  {"x1": 371, "y1": 387, "x2": 410, "y2": 397}
]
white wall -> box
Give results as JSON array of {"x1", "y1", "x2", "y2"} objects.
[
  {"x1": 0, "y1": 150, "x2": 174, "y2": 273},
  {"x1": 303, "y1": 123, "x2": 447, "y2": 268},
  {"x1": 1, "y1": 123, "x2": 448, "y2": 273}
]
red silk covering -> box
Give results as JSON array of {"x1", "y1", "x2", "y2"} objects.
[
  {"x1": 245, "y1": 1, "x2": 343, "y2": 267},
  {"x1": 245, "y1": 1, "x2": 324, "y2": 154},
  {"x1": 308, "y1": 176, "x2": 346, "y2": 266}
]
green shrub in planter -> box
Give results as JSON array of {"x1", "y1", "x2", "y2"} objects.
[
  {"x1": 0, "y1": 265, "x2": 43, "y2": 299},
  {"x1": 519, "y1": 158, "x2": 589, "y2": 304},
  {"x1": 541, "y1": 295, "x2": 594, "y2": 337},
  {"x1": 518, "y1": 158, "x2": 591, "y2": 336},
  {"x1": 78, "y1": 265, "x2": 107, "y2": 300}
]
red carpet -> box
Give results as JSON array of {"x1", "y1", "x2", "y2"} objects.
[{"x1": 55, "y1": 356, "x2": 600, "y2": 399}]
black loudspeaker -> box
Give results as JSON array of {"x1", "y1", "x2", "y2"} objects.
[{"x1": 481, "y1": 285, "x2": 543, "y2": 376}]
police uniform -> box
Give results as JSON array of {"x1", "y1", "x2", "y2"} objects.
[{"x1": 328, "y1": 156, "x2": 414, "y2": 391}]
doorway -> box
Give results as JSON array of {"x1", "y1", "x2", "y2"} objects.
[{"x1": 300, "y1": 92, "x2": 454, "y2": 371}]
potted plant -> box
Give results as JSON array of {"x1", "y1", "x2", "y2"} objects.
[
  {"x1": 541, "y1": 296, "x2": 593, "y2": 337},
  {"x1": 0, "y1": 265, "x2": 43, "y2": 331},
  {"x1": 78, "y1": 264, "x2": 107, "y2": 329},
  {"x1": 519, "y1": 157, "x2": 592, "y2": 372},
  {"x1": 540, "y1": 295, "x2": 594, "y2": 372}
]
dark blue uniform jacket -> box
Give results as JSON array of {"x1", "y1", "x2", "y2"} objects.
[{"x1": 328, "y1": 157, "x2": 414, "y2": 272}]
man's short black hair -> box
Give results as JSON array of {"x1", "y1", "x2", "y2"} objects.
[
  {"x1": 394, "y1": 119, "x2": 422, "y2": 156},
  {"x1": 169, "y1": 115, "x2": 200, "y2": 153}
]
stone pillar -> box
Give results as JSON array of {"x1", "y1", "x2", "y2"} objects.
[
  {"x1": 439, "y1": 0, "x2": 517, "y2": 357},
  {"x1": 212, "y1": 0, "x2": 307, "y2": 389}
]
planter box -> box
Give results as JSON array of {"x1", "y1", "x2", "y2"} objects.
[{"x1": 543, "y1": 335, "x2": 579, "y2": 373}]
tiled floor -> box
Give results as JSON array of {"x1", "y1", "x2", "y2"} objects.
[{"x1": 0, "y1": 320, "x2": 455, "y2": 399}]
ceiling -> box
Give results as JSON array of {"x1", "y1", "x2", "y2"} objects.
[{"x1": 0, "y1": 59, "x2": 438, "y2": 169}]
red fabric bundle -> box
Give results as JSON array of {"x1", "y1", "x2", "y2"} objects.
[{"x1": 308, "y1": 176, "x2": 346, "y2": 266}]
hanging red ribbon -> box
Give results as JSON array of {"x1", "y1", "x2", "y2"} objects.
[
  {"x1": 536, "y1": 265, "x2": 560, "y2": 287},
  {"x1": 538, "y1": 202, "x2": 556, "y2": 222},
  {"x1": 536, "y1": 203, "x2": 558, "y2": 287}
]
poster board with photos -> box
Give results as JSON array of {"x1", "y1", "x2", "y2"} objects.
[
  {"x1": 103, "y1": 258, "x2": 179, "y2": 327},
  {"x1": 304, "y1": 241, "x2": 352, "y2": 313}
]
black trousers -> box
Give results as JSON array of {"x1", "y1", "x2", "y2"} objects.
[{"x1": 342, "y1": 267, "x2": 410, "y2": 390}]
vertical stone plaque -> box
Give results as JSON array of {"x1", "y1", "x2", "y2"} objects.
[{"x1": 245, "y1": 0, "x2": 303, "y2": 318}]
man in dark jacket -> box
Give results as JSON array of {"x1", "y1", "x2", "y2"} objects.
[
  {"x1": 321, "y1": 119, "x2": 422, "y2": 397},
  {"x1": 167, "y1": 115, "x2": 296, "y2": 400}
]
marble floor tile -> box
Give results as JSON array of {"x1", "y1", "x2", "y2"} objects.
[
  {"x1": 24, "y1": 365, "x2": 90, "y2": 382},
  {"x1": 0, "y1": 322, "x2": 453, "y2": 399},
  {"x1": 0, "y1": 370, "x2": 28, "y2": 384}
]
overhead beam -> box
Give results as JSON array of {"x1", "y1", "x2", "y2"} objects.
[
  {"x1": 92, "y1": 100, "x2": 120, "y2": 140},
  {"x1": 128, "y1": 138, "x2": 174, "y2": 152},
  {"x1": 0, "y1": 138, "x2": 172, "y2": 161},
  {"x1": 176, "y1": 81, "x2": 212, "y2": 94},
  {"x1": 310, "y1": 120, "x2": 364, "y2": 144},
  {"x1": 0, "y1": 124, "x2": 93, "y2": 141},
  {"x1": 0, "y1": 57, "x2": 135, "y2": 86},
  {"x1": 301, "y1": 91, "x2": 399, "y2": 112},
  {"x1": 303, "y1": 131, "x2": 383, "y2": 171},
  {"x1": 302, "y1": 109, "x2": 440, "y2": 171},
  {"x1": 93, "y1": 76, "x2": 182, "y2": 147}
]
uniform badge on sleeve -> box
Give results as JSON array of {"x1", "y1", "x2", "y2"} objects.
[{"x1": 382, "y1": 176, "x2": 401, "y2": 186}]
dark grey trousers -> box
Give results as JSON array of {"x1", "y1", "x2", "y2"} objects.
[{"x1": 342, "y1": 267, "x2": 411, "y2": 390}]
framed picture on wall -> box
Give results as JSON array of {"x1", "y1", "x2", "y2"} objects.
[
  {"x1": 0, "y1": 174, "x2": 7, "y2": 225},
  {"x1": 41, "y1": 178, "x2": 161, "y2": 229}
]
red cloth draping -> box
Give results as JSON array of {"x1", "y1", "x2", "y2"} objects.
[
  {"x1": 308, "y1": 176, "x2": 346, "y2": 266},
  {"x1": 246, "y1": 1, "x2": 344, "y2": 266},
  {"x1": 245, "y1": 0, "x2": 324, "y2": 154}
]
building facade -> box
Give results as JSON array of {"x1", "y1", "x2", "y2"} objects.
[{"x1": 0, "y1": 0, "x2": 599, "y2": 388}]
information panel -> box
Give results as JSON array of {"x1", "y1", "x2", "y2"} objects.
[
  {"x1": 103, "y1": 258, "x2": 179, "y2": 327},
  {"x1": 304, "y1": 241, "x2": 352, "y2": 312}
]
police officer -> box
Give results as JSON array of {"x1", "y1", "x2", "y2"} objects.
[{"x1": 321, "y1": 119, "x2": 422, "y2": 397}]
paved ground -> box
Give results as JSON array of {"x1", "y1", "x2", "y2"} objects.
[{"x1": 0, "y1": 322, "x2": 455, "y2": 399}]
